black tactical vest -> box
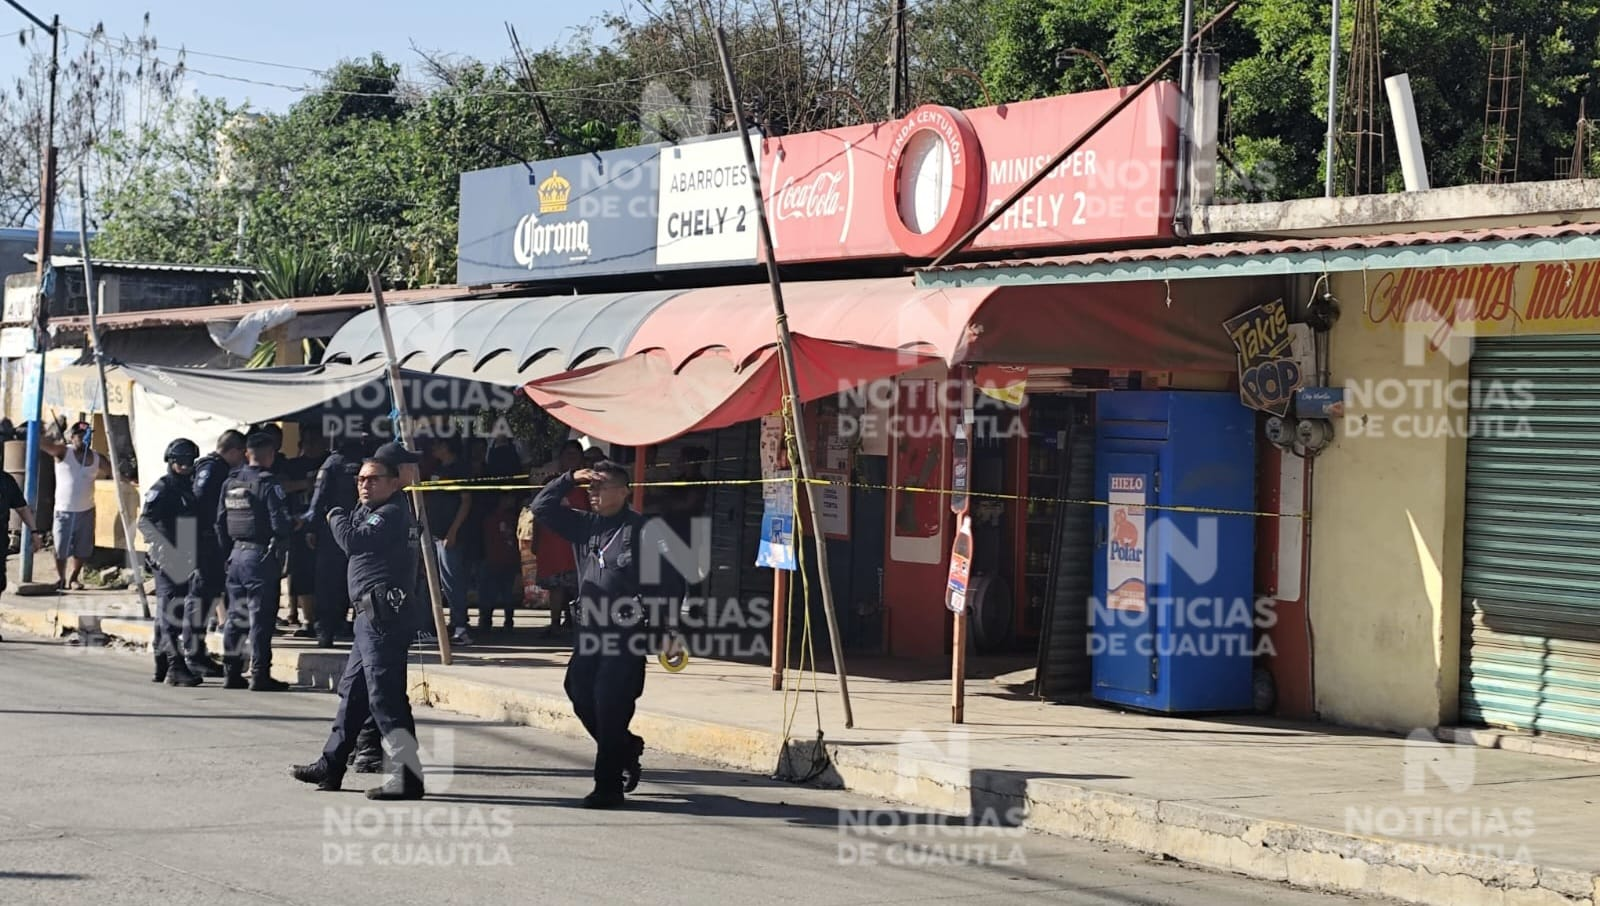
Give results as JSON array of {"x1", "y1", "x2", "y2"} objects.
[{"x1": 223, "y1": 472, "x2": 268, "y2": 541}]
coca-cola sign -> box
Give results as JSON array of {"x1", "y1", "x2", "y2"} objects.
[
  {"x1": 762, "y1": 124, "x2": 897, "y2": 262},
  {"x1": 773, "y1": 170, "x2": 846, "y2": 222}
]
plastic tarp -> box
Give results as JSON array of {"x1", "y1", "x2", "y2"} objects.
[
  {"x1": 525, "y1": 335, "x2": 939, "y2": 447},
  {"x1": 131, "y1": 384, "x2": 249, "y2": 493},
  {"x1": 120, "y1": 361, "x2": 390, "y2": 424}
]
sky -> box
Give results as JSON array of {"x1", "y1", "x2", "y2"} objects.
[{"x1": 1, "y1": 0, "x2": 631, "y2": 113}]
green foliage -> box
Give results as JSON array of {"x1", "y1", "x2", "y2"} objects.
[{"x1": 983, "y1": 0, "x2": 1600, "y2": 198}]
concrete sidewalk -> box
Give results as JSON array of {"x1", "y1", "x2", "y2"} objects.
[{"x1": 4, "y1": 581, "x2": 1597, "y2": 906}]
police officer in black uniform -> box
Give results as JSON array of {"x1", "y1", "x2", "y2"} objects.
[
  {"x1": 306, "y1": 435, "x2": 365, "y2": 648},
  {"x1": 137, "y1": 438, "x2": 206, "y2": 688},
  {"x1": 190, "y1": 430, "x2": 245, "y2": 673},
  {"x1": 216, "y1": 432, "x2": 296, "y2": 691},
  {"x1": 291, "y1": 447, "x2": 425, "y2": 800},
  {"x1": 532, "y1": 459, "x2": 666, "y2": 809}
]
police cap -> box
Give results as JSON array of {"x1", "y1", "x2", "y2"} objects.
[{"x1": 372, "y1": 442, "x2": 420, "y2": 467}]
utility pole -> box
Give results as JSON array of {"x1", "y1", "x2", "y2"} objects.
[
  {"x1": 6, "y1": 4, "x2": 62, "y2": 584},
  {"x1": 1324, "y1": 0, "x2": 1342, "y2": 197},
  {"x1": 715, "y1": 25, "x2": 855, "y2": 729},
  {"x1": 888, "y1": 0, "x2": 908, "y2": 118}
]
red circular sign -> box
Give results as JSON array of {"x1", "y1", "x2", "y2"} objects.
[{"x1": 882, "y1": 105, "x2": 984, "y2": 259}]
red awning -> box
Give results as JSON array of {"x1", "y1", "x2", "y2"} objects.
[
  {"x1": 621, "y1": 275, "x2": 1256, "y2": 371},
  {"x1": 526, "y1": 336, "x2": 938, "y2": 447},
  {"x1": 526, "y1": 274, "x2": 1257, "y2": 446}
]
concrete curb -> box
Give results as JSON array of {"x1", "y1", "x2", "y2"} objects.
[{"x1": 15, "y1": 609, "x2": 1598, "y2": 906}]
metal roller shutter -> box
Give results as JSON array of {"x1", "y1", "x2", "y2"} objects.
[{"x1": 1461, "y1": 334, "x2": 1600, "y2": 739}]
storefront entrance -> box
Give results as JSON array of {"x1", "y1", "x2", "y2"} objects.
[{"x1": 1460, "y1": 334, "x2": 1600, "y2": 739}]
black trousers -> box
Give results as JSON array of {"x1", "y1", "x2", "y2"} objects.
[
  {"x1": 320, "y1": 611, "x2": 418, "y2": 780},
  {"x1": 153, "y1": 571, "x2": 200, "y2": 660},
  {"x1": 224, "y1": 547, "x2": 280, "y2": 675},
  {"x1": 564, "y1": 636, "x2": 646, "y2": 790}
]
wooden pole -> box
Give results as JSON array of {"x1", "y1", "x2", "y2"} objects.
[
  {"x1": 368, "y1": 273, "x2": 452, "y2": 665},
  {"x1": 770, "y1": 569, "x2": 787, "y2": 690},
  {"x1": 927, "y1": 0, "x2": 1241, "y2": 268},
  {"x1": 714, "y1": 26, "x2": 854, "y2": 728},
  {"x1": 75, "y1": 167, "x2": 151, "y2": 619},
  {"x1": 950, "y1": 369, "x2": 974, "y2": 724},
  {"x1": 952, "y1": 608, "x2": 967, "y2": 723}
]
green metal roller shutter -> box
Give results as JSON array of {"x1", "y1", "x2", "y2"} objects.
[{"x1": 1460, "y1": 334, "x2": 1600, "y2": 739}]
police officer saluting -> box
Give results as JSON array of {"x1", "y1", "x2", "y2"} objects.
[
  {"x1": 138, "y1": 438, "x2": 206, "y2": 687},
  {"x1": 532, "y1": 459, "x2": 663, "y2": 809},
  {"x1": 216, "y1": 432, "x2": 296, "y2": 691},
  {"x1": 291, "y1": 446, "x2": 425, "y2": 800}
]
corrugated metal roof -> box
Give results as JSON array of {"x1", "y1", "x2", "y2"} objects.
[
  {"x1": 922, "y1": 223, "x2": 1600, "y2": 272},
  {"x1": 30, "y1": 253, "x2": 261, "y2": 276},
  {"x1": 915, "y1": 222, "x2": 1600, "y2": 287},
  {"x1": 49, "y1": 286, "x2": 475, "y2": 333}
]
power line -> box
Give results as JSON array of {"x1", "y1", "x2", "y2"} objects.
[{"x1": 65, "y1": 2, "x2": 929, "y2": 105}]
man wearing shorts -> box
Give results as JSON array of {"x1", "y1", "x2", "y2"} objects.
[{"x1": 42, "y1": 420, "x2": 109, "y2": 590}]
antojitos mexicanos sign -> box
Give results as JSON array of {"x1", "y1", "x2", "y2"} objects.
[
  {"x1": 458, "y1": 83, "x2": 1181, "y2": 284},
  {"x1": 1363, "y1": 260, "x2": 1600, "y2": 340}
]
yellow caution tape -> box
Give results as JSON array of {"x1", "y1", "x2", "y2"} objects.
[{"x1": 406, "y1": 475, "x2": 1303, "y2": 521}]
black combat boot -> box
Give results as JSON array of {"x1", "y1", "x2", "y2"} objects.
[
  {"x1": 187, "y1": 652, "x2": 225, "y2": 678},
  {"x1": 166, "y1": 655, "x2": 202, "y2": 687},
  {"x1": 365, "y1": 768, "x2": 425, "y2": 801},
  {"x1": 349, "y1": 725, "x2": 384, "y2": 773},
  {"x1": 365, "y1": 739, "x2": 424, "y2": 800},
  {"x1": 291, "y1": 760, "x2": 344, "y2": 792},
  {"x1": 152, "y1": 652, "x2": 170, "y2": 683},
  {"x1": 223, "y1": 657, "x2": 248, "y2": 689},
  {"x1": 251, "y1": 672, "x2": 290, "y2": 692}
]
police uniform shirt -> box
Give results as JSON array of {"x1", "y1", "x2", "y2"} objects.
[
  {"x1": 0, "y1": 471, "x2": 26, "y2": 557},
  {"x1": 192, "y1": 454, "x2": 230, "y2": 547},
  {"x1": 138, "y1": 472, "x2": 197, "y2": 578},
  {"x1": 216, "y1": 465, "x2": 294, "y2": 547},
  {"x1": 306, "y1": 452, "x2": 360, "y2": 522},
  {"x1": 531, "y1": 470, "x2": 659, "y2": 632},
  {"x1": 330, "y1": 497, "x2": 418, "y2": 610}
]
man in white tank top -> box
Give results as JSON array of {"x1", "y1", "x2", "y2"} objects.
[{"x1": 41, "y1": 420, "x2": 110, "y2": 590}]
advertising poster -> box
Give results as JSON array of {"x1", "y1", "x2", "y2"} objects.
[
  {"x1": 946, "y1": 514, "x2": 973, "y2": 614},
  {"x1": 1224, "y1": 298, "x2": 1303, "y2": 416},
  {"x1": 757, "y1": 468, "x2": 797, "y2": 571},
  {"x1": 1106, "y1": 473, "x2": 1148, "y2": 613}
]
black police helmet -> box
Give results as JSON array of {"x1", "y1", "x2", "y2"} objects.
[{"x1": 165, "y1": 438, "x2": 201, "y2": 465}]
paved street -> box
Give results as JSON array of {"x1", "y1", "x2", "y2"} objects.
[{"x1": 0, "y1": 635, "x2": 1393, "y2": 906}]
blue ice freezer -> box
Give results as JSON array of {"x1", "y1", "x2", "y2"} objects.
[{"x1": 1091, "y1": 391, "x2": 1257, "y2": 713}]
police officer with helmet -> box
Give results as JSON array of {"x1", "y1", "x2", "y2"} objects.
[
  {"x1": 138, "y1": 438, "x2": 207, "y2": 687},
  {"x1": 291, "y1": 445, "x2": 425, "y2": 800},
  {"x1": 216, "y1": 432, "x2": 297, "y2": 691}
]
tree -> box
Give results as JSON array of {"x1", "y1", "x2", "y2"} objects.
[
  {"x1": 981, "y1": 0, "x2": 1600, "y2": 199},
  {"x1": 0, "y1": 17, "x2": 187, "y2": 227},
  {"x1": 91, "y1": 96, "x2": 247, "y2": 263}
]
